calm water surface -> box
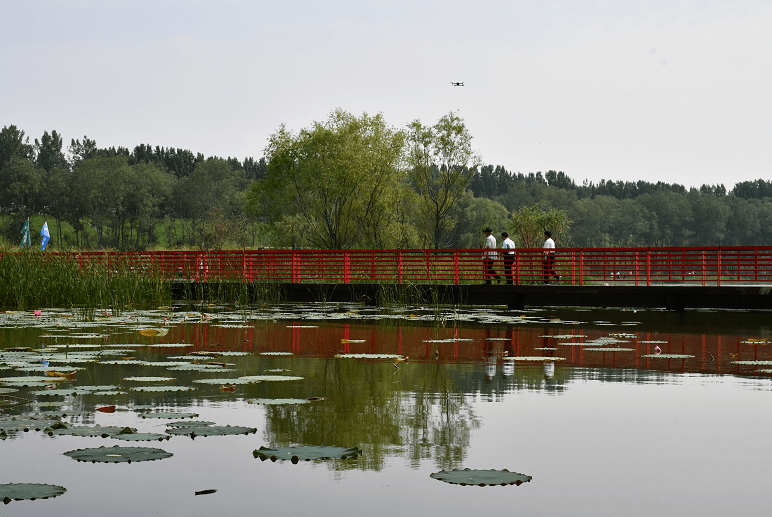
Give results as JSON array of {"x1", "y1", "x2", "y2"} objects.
[{"x1": 1, "y1": 305, "x2": 771, "y2": 516}]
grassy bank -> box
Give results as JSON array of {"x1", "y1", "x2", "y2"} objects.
[{"x1": 0, "y1": 251, "x2": 172, "y2": 311}]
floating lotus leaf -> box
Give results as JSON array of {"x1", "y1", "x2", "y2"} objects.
[
  {"x1": 582, "y1": 347, "x2": 636, "y2": 352},
  {"x1": 639, "y1": 340, "x2": 668, "y2": 343},
  {"x1": 253, "y1": 445, "x2": 362, "y2": 463},
  {"x1": 0, "y1": 387, "x2": 18, "y2": 394},
  {"x1": 130, "y1": 385, "x2": 195, "y2": 393},
  {"x1": 64, "y1": 445, "x2": 172, "y2": 463},
  {"x1": 139, "y1": 343, "x2": 193, "y2": 348},
  {"x1": 732, "y1": 360, "x2": 772, "y2": 365},
  {"x1": 238, "y1": 375, "x2": 303, "y2": 382},
  {"x1": 430, "y1": 468, "x2": 532, "y2": 486},
  {"x1": 167, "y1": 420, "x2": 216, "y2": 427},
  {"x1": 111, "y1": 433, "x2": 170, "y2": 442},
  {"x1": 248, "y1": 398, "x2": 311, "y2": 405},
  {"x1": 166, "y1": 425, "x2": 256, "y2": 437},
  {"x1": 29, "y1": 388, "x2": 79, "y2": 396},
  {"x1": 0, "y1": 483, "x2": 66, "y2": 504},
  {"x1": 76, "y1": 385, "x2": 120, "y2": 392},
  {"x1": 166, "y1": 364, "x2": 234, "y2": 372},
  {"x1": 334, "y1": 354, "x2": 406, "y2": 360},
  {"x1": 123, "y1": 376, "x2": 176, "y2": 382},
  {"x1": 0, "y1": 417, "x2": 59, "y2": 432},
  {"x1": 187, "y1": 351, "x2": 222, "y2": 357},
  {"x1": 140, "y1": 412, "x2": 199, "y2": 419},
  {"x1": 503, "y1": 357, "x2": 566, "y2": 362},
  {"x1": 99, "y1": 360, "x2": 149, "y2": 365},
  {"x1": 641, "y1": 354, "x2": 694, "y2": 359},
  {"x1": 138, "y1": 328, "x2": 169, "y2": 337},
  {"x1": 2, "y1": 375, "x2": 70, "y2": 384},
  {"x1": 90, "y1": 391, "x2": 128, "y2": 396},
  {"x1": 259, "y1": 352, "x2": 293, "y2": 356},
  {"x1": 49, "y1": 425, "x2": 137, "y2": 437},
  {"x1": 192, "y1": 378, "x2": 255, "y2": 385}
]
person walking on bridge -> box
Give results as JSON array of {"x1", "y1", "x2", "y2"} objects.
[
  {"x1": 501, "y1": 232, "x2": 516, "y2": 284},
  {"x1": 482, "y1": 228, "x2": 501, "y2": 284},
  {"x1": 542, "y1": 230, "x2": 561, "y2": 284}
]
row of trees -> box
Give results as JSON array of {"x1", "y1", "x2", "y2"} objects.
[{"x1": 2, "y1": 117, "x2": 771, "y2": 251}]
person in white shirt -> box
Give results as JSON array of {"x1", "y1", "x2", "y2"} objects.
[
  {"x1": 542, "y1": 230, "x2": 560, "y2": 284},
  {"x1": 482, "y1": 228, "x2": 501, "y2": 284},
  {"x1": 501, "y1": 232, "x2": 516, "y2": 285}
]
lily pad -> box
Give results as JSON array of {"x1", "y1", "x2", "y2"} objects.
[
  {"x1": 130, "y1": 385, "x2": 195, "y2": 393},
  {"x1": 167, "y1": 420, "x2": 216, "y2": 427},
  {"x1": 166, "y1": 425, "x2": 257, "y2": 437},
  {"x1": 123, "y1": 376, "x2": 176, "y2": 382},
  {"x1": 0, "y1": 483, "x2": 66, "y2": 504},
  {"x1": 49, "y1": 425, "x2": 137, "y2": 438},
  {"x1": 334, "y1": 353, "x2": 405, "y2": 360},
  {"x1": 731, "y1": 360, "x2": 772, "y2": 365},
  {"x1": 238, "y1": 375, "x2": 303, "y2": 382},
  {"x1": 502, "y1": 356, "x2": 566, "y2": 362},
  {"x1": 253, "y1": 445, "x2": 362, "y2": 463},
  {"x1": 0, "y1": 417, "x2": 59, "y2": 432},
  {"x1": 111, "y1": 433, "x2": 171, "y2": 442},
  {"x1": 430, "y1": 468, "x2": 532, "y2": 486},
  {"x1": 247, "y1": 398, "x2": 312, "y2": 405},
  {"x1": 582, "y1": 347, "x2": 636, "y2": 352},
  {"x1": 64, "y1": 445, "x2": 173, "y2": 463},
  {"x1": 641, "y1": 354, "x2": 694, "y2": 359},
  {"x1": 140, "y1": 412, "x2": 199, "y2": 419},
  {"x1": 192, "y1": 378, "x2": 256, "y2": 385}
]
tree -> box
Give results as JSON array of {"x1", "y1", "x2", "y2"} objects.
[
  {"x1": 406, "y1": 111, "x2": 481, "y2": 248},
  {"x1": 510, "y1": 204, "x2": 572, "y2": 248},
  {"x1": 0, "y1": 125, "x2": 33, "y2": 171},
  {"x1": 250, "y1": 109, "x2": 408, "y2": 249},
  {"x1": 34, "y1": 130, "x2": 68, "y2": 173}
]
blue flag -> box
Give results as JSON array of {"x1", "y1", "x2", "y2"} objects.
[
  {"x1": 20, "y1": 218, "x2": 31, "y2": 248},
  {"x1": 41, "y1": 221, "x2": 50, "y2": 251}
]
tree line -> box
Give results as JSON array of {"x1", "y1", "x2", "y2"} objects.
[{"x1": 1, "y1": 118, "x2": 771, "y2": 251}]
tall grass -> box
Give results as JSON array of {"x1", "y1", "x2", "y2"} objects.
[{"x1": 0, "y1": 251, "x2": 172, "y2": 311}]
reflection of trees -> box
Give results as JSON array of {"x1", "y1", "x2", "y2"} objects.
[{"x1": 261, "y1": 360, "x2": 479, "y2": 472}]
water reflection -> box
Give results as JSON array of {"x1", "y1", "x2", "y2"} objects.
[{"x1": 2, "y1": 306, "x2": 772, "y2": 516}]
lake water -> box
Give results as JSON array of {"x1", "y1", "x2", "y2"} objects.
[{"x1": 1, "y1": 304, "x2": 771, "y2": 516}]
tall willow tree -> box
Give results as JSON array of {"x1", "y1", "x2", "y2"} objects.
[
  {"x1": 250, "y1": 109, "x2": 408, "y2": 249},
  {"x1": 406, "y1": 112, "x2": 481, "y2": 249}
]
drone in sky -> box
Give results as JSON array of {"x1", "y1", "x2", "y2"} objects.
[{"x1": 450, "y1": 82, "x2": 464, "y2": 86}]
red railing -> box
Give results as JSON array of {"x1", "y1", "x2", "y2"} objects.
[{"x1": 27, "y1": 247, "x2": 772, "y2": 286}]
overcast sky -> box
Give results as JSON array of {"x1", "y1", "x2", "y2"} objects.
[{"x1": 2, "y1": 0, "x2": 770, "y2": 190}]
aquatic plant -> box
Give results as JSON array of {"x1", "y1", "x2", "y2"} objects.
[
  {"x1": 0, "y1": 483, "x2": 66, "y2": 504},
  {"x1": 63, "y1": 445, "x2": 173, "y2": 463},
  {"x1": 0, "y1": 251, "x2": 171, "y2": 311},
  {"x1": 429, "y1": 468, "x2": 532, "y2": 486},
  {"x1": 253, "y1": 445, "x2": 362, "y2": 463}
]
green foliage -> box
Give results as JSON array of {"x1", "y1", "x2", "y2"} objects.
[
  {"x1": 510, "y1": 204, "x2": 572, "y2": 248},
  {"x1": 407, "y1": 112, "x2": 481, "y2": 248},
  {"x1": 0, "y1": 251, "x2": 171, "y2": 311},
  {"x1": 252, "y1": 109, "x2": 408, "y2": 249}
]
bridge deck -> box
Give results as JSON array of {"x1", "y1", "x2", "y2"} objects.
[{"x1": 175, "y1": 282, "x2": 772, "y2": 311}]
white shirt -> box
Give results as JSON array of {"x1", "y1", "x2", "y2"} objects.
[
  {"x1": 484, "y1": 234, "x2": 497, "y2": 259},
  {"x1": 544, "y1": 237, "x2": 555, "y2": 253},
  {"x1": 502, "y1": 237, "x2": 515, "y2": 254}
]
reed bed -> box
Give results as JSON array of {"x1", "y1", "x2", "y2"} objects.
[{"x1": 0, "y1": 251, "x2": 172, "y2": 311}]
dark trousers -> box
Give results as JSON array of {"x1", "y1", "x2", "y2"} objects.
[
  {"x1": 483, "y1": 258, "x2": 501, "y2": 283},
  {"x1": 503, "y1": 256, "x2": 514, "y2": 284},
  {"x1": 543, "y1": 254, "x2": 559, "y2": 283}
]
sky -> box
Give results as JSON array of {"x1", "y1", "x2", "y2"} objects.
[{"x1": 1, "y1": 0, "x2": 770, "y2": 190}]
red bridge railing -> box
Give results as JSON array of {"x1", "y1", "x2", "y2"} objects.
[{"x1": 35, "y1": 247, "x2": 772, "y2": 286}]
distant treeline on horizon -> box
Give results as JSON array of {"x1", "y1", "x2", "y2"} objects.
[{"x1": 2, "y1": 123, "x2": 772, "y2": 251}]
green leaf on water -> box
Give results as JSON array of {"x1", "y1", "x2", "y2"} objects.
[
  {"x1": 64, "y1": 445, "x2": 173, "y2": 463},
  {"x1": 0, "y1": 483, "x2": 66, "y2": 504},
  {"x1": 166, "y1": 425, "x2": 256, "y2": 437},
  {"x1": 253, "y1": 445, "x2": 362, "y2": 463},
  {"x1": 430, "y1": 468, "x2": 533, "y2": 486}
]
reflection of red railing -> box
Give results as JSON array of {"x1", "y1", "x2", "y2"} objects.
[{"x1": 44, "y1": 247, "x2": 772, "y2": 286}]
